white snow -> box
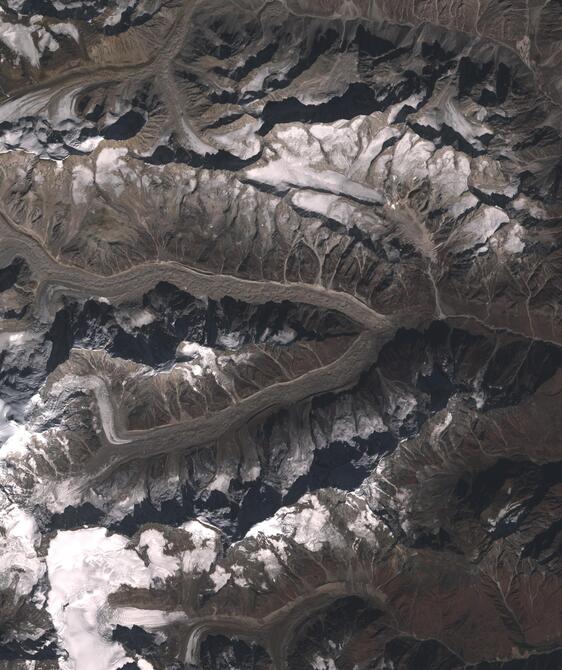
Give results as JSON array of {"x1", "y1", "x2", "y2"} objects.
[
  {"x1": 312, "y1": 654, "x2": 337, "y2": 670},
  {"x1": 449, "y1": 192, "x2": 479, "y2": 218},
  {"x1": 325, "y1": 402, "x2": 386, "y2": 445},
  {"x1": 50, "y1": 22, "x2": 79, "y2": 42},
  {"x1": 350, "y1": 126, "x2": 400, "y2": 180},
  {"x1": 45, "y1": 515, "x2": 221, "y2": 670},
  {"x1": 0, "y1": 12, "x2": 67, "y2": 67},
  {"x1": 502, "y1": 223, "x2": 526, "y2": 254},
  {"x1": 208, "y1": 471, "x2": 232, "y2": 493},
  {"x1": 130, "y1": 310, "x2": 156, "y2": 328},
  {"x1": 347, "y1": 504, "x2": 383, "y2": 542},
  {"x1": 71, "y1": 165, "x2": 94, "y2": 205},
  {"x1": 0, "y1": 397, "x2": 32, "y2": 451},
  {"x1": 246, "y1": 494, "x2": 342, "y2": 553},
  {"x1": 175, "y1": 341, "x2": 231, "y2": 386},
  {"x1": 391, "y1": 132, "x2": 434, "y2": 184},
  {"x1": 36, "y1": 26, "x2": 59, "y2": 54},
  {"x1": 210, "y1": 116, "x2": 261, "y2": 160},
  {"x1": 217, "y1": 332, "x2": 243, "y2": 349},
  {"x1": 513, "y1": 194, "x2": 546, "y2": 219},
  {"x1": 52, "y1": 0, "x2": 86, "y2": 10},
  {"x1": 115, "y1": 308, "x2": 155, "y2": 331},
  {"x1": 451, "y1": 206, "x2": 509, "y2": 252},
  {"x1": 486, "y1": 502, "x2": 525, "y2": 530},
  {"x1": 0, "y1": 330, "x2": 38, "y2": 349},
  {"x1": 70, "y1": 134, "x2": 104, "y2": 154},
  {"x1": 276, "y1": 125, "x2": 323, "y2": 164},
  {"x1": 245, "y1": 159, "x2": 384, "y2": 204},
  {"x1": 270, "y1": 326, "x2": 297, "y2": 345},
  {"x1": 180, "y1": 520, "x2": 220, "y2": 573},
  {"x1": 111, "y1": 607, "x2": 187, "y2": 629},
  {"x1": 0, "y1": 505, "x2": 44, "y2": 599},
  {"x1": 301, "y1": 117, "x2": 364, "y2": 172},
  {"x1": 138, "y1": 529, "x2": 180, "y2": 584},
  {"x1": 47, "y1": 528, "x2": 152, "y2": 670},
  {"x1": 0, "y1": 19, "x2": 41, "y2": 66},
  {"x1": 0, "y1": 419, "x2": 31, "y2": 455},
  {"x1": 241, "y1": 462, "x2": 261, "y2": 482},
  {"x1": 428, "y1": 148, "x2": 471, "y2": 203},
  {"x1": 254, "y1": 546, "x2": 283, "y2": 578},
  {"x1": 417, "y1": 99, "x2": 492, "y2": 150},
  {"x1": 176, "y1": 341, "x2": 216, "y2": 367},
  {"x1": 209, "y1": 565, "x2": 230, "y2": 592},
  {"x1": 95, "y1": 148, "x2": 129, "y2": 195},
  {"x1": 291, "y1": 190, "x2": 356, "y2": 226},
  {"x1": 387, "y1": 92, "x2": 425, "y2": 123}
]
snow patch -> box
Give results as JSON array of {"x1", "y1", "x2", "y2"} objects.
[
  {"x1": 312, "y1": 654, "x2": 337, "y2": 670},
  {"x1": 245, "y1": 159, "x2": 384, "y2": 204},
  {"x1": 95, "y1": 148, "x2": 129, "y2": 195},
  {"x1": 247, "y1": 494, "x2": 341, "y2": 553},
  {"x1": 0, "y1": 398, "x2": 32, "y2": 451},
  {"x1": 50, "y1": 22, "x2": 80, "y2": 42},
  {"x1": 209, "y1": 565, "x2": 230, "y2": 592},
  {"x1": 502, "y1": 223, "x2": 526, "y2": 254},
  {"x1": 138, "y1": 529, "x2": 180, "y2": 584},
  {"x1": 291, "y1": 190, "x2": 356, "y2": 226},
  {"x1": 71, "y1": 165, "x2": 94, "y2": 205},
  {"x1": 115, "y1": 307, "x2": 155, "y2": 331},
  {"x1": 47, "y1": 528, "x2": 152, "y2": 670},
  {"x1": 111, "y1": 607, "x2": 187, "y2": 629},
  {"x1": 0, "y1": 19, "x2": 41, "y2": 66},
  {"x1": 180, "y1": 520, "x2": 220, "y2": 574},
  {"x1": 451, "y1": 206, "x2": 509, "y2": 252},
  {"x1": 0, "y1": 505, "x2": 44, "y2": 600},
  {"x1": 217, "y1": 332, "x2": 243, "y2": 349},
  {"x1": 417, "y1": 99, "x2": 492, "y2": 150}
]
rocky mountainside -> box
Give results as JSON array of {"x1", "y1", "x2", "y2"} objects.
[{"x1": 0, "y1": 0, "x2": 561, "y2": 668}]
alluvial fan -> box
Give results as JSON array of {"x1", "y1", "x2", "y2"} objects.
[{"x1": 0, "y1": 0, "x2": 561, "y2": 668}]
